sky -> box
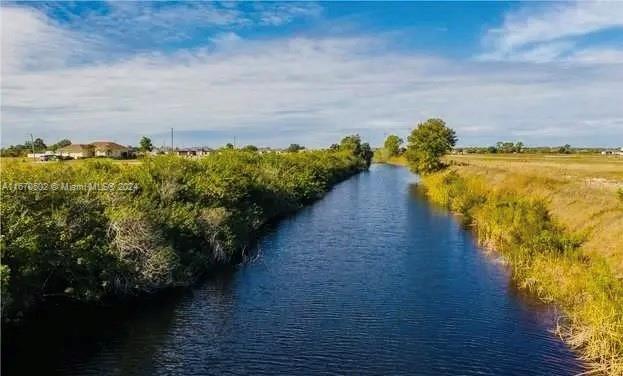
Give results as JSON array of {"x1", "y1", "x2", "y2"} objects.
[{"x1": 1, "y1": 1, "x2": 622, "y2": 148}]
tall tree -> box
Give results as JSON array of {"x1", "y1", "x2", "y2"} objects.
[
  {"x1": 383, "y1": 134, "x2": 403, "y2": 157},
  {"x1": 340, "y1": 135, "x2": 362, "y2": 155},
  {"x1": 559, "y1": 144, "x2": 572, "y2": 154},
  {"x1": 139, "y1": 136, "x2": 154, "y2": 152},
  {"x1": 406, "y1": 118, "x2": 457, "y2": 173},
  {"x1": 340, "y1": 134, "x2": 373, "y2": 168},
  {"x1": 360, "y1": 142, "x2": 373, "y2": 167},
  {"x1": 32, "y1": 138, "x2": 47, "y2": 152},
  {"x1": 287, "y1": 144, "x2": 305, "y2": 152},
  {"x1": 51, "y1": 139, "x2": 71, "y2": 151}
]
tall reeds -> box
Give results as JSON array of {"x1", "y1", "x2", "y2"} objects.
[{"x1": 420, "y1": 169, "x2": 623, "y2": 374}]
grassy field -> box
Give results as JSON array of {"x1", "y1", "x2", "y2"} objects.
[
  {"x1": 447, "y1": 154, "x2": 623, "y2": 275},
  {"x1": 415, "y1": 153, "x2": 623, "y2": 374}
]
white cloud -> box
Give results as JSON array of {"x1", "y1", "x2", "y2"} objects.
[
  {"x1": 488, "y1": 2, "x2": 623, "y2": 51},
  {"x1": 567, "y1": 47, "x2": 623, "y2": 64},
  {"x1": 480, "y1": 41, "x2": 576, "y2": 64},
  {"x1": 254, "y1": 2, "x2": 323, "y2": 26},
  {"x1": 481, "y1": 1, "x2": 623, "y2": 63},
  {"x1": 0, "y1": 6, "x2": 108, "y2": 73},
  {"x1": 2, "y1": 6, "x2": 622, "y2": 148}
]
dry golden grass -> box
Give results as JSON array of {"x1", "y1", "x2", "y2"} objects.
[
  {"x1": 447, "y1": 154, "x2": 623, "y2": 276},
  {"x1": 384, "y1": 155, "x2": 408, "y2": 166}
]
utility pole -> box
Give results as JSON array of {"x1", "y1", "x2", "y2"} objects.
[
  {"x1": 30, "y1": 133, "x2": 35, "y2": 160},
  {"x1": 170, "y1": 128, "x2": 174, "y2": 153}
]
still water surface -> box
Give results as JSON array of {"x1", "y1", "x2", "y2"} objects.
[{"x1": 3, "y1": 165, "x2": 584, "y2": 375}]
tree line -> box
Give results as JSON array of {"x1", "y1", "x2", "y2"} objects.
[
  {"x1": 455, "y1": 142, "x2": 579, "y2": 154},
  {"x1": 1, "y1": 138, "x2": 72, "y2": 157}
]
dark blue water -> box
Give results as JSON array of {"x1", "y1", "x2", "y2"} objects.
[{"x1": 3, "y1": 165, "x2": 584, "y2": 375}]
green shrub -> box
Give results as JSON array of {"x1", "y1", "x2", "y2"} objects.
[{"x1": 0, "y1": 149, "x2": 365, "y2": 319}]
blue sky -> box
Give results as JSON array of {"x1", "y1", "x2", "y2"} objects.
[{"x1": 2, "y1": 1, "x2": 622, "y2": 148}]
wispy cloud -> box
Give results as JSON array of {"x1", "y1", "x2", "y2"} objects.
[
  {"x1": 254, "y1": 2, "x2": 323, "y2": 26},
  {"x1": 8, "y1": 2, "x2": 323, "y2": 53},
  {"x1": 567, "y1": 47, "x2": 623, "y2": 65},
  {"x1": 2, "y1": 4, "x2": 622, "y2": 147},
  {"x1": 480, "y1": 1, "x2": 623, "y2": 63}
]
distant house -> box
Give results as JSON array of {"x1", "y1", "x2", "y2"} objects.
[
  {"x1": 601, "y1": 148, "x2": 623, "y2": 156},
  {"x1": 176, "y1": 147, "x2": 213, "y2": 157},
  {"x1": 148, "y1": 147, "x2": 167, "y2": 155},
  {"x1": 126, "y1": 146, "x2": 139, "y2": 158},
  {"x1": 57, "y1": 144, "x2": 95, "y2": 159},
  {"x1": 175, "y1": 148, "x2": 193, "y2": 157},
  {"x1": 91, "y1": 141, "x2": 130, "y2": 158},
  {"x1": 196, "y1": 147, "x2": 213, "y2": 156},
  {"x1": 26, "y1": 151, "x2": 57, "y2": 161},
  {"x1": 26, "y1": 152, "x2": 47, "y2": 159}
]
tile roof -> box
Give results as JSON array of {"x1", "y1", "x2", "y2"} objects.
[
  {"x1": 57, "y1": 144, "x2": 93, "y2": 152},
  {"x1": 90, "y1": 141, "x2": 128, "y2": 150}
]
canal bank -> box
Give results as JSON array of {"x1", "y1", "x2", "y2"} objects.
[{"x1": 417, "y1": 157, "x2": 623, "y2": 375}]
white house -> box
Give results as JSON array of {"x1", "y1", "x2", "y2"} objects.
[
  {"x1": 176, "y1": 147, "x2": 213, "y2": 157},
  {"x1": 57, "y1": 144, "x2": 95, "y2": 159},
  {"x1": 91, "y1": 141, "x2": 130, "y2": 158},
  {"x1": 26, "y1": 151, "x2": 57, "y2": 161}
]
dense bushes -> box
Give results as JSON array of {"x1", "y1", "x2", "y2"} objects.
[
  {"x1": 0, "y1": 149, "x2": 365, "y2": 319},
  {"x1": 420, "y1": 169, "x2": 623, "y2": 374}
]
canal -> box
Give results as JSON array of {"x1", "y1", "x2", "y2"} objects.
[{"x1": 3, "y1": 164, "x2": 584, "y2": 375}]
